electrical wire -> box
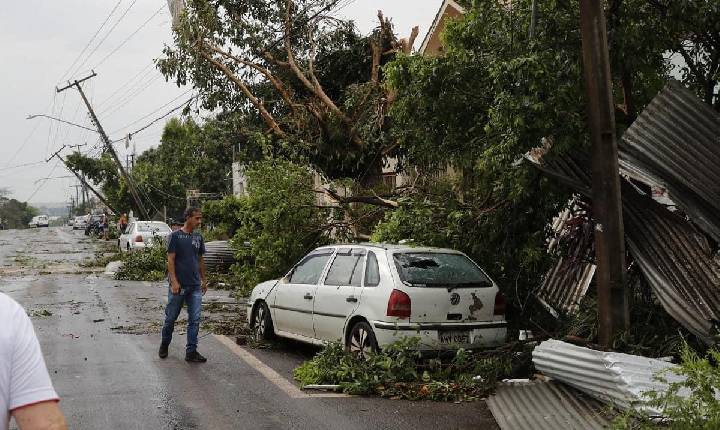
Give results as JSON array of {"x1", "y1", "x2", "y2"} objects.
[
  {"x1": 71, "y1": 0, "x2": 139, "y2": 78},
  {"x1": 110, "y1": 90, "x2": 194, "y2": 135},
  {"x1": 26, "y1": 159, "x2": 62, "y2": 202},
  {"x1": 95, "y1": 62, "x2": 155, "y2": 109},
  {"x1": 99, "y1": 73, "x2": 163, "y2": 118},
  {"x1": 95, "y1": 4, "x2": 167, "y2": 70},
  {"x1": 59, "y1": 0, "x2": 123, "y2": 82}
]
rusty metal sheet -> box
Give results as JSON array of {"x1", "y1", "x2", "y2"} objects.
[
  {"x1": 620, "y1": 80, "x2": 720, "y2": 243},
  {"x1": 536, "y1": 199, "x2": 596, "y2": 317},
  {"x1": 487, "y1": 380, "x2": 611, "y2": 430}
]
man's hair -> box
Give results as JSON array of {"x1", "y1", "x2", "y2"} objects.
[{"x1": 184, "y1": 207, "x2": 201, "y2": 220}]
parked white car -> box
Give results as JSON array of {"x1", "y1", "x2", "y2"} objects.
[
  {"x1": 29, "y1": 215, "x2": 49, "y2": 228},
  {"x1": 73, "y1": 215, "x2": 88, "y2": 230},
  {"x1": 248, "y1": 244, "x2": 507, "y2": 356},
  {"x1": 118, "y1": 221, "x2": 171, "y2": 252}
]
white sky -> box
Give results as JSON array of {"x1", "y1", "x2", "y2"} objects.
[{"x1": 0, "y1": 0, "x2": 439, "y2": 206}]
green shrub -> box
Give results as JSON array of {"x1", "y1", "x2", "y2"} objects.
[
  {"x1": 294, "y1": 337, "x2": 513, "y2": 401},
  {"x1": 114, "y1": 245, "x2": 167, "y2": 282}
]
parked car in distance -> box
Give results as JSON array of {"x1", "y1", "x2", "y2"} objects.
[
  {"x1": 73, "y1": 216, "x2": 88, "y2": 230},
  {"x1": 248, "y1": 244, "x2": 507, "y2": 357},
  {"x1": 118, "y1": 221, "x2": 172, "y2": 252},
  {"x1": 84, "y1": 214, "x2": 104, "y2": 236},
  {"x1": 28, "y1": 215, "x2": 49, "y2": 228},
  {"x1": 67, "y1": 218, "x2": 74, "y2": 227}
]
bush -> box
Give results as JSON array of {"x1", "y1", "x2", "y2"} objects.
[
  {"x1": 114, "y1": 245, "x2": 167, "y2": 282},
  {"x1": 294, "y1": 337, "x2": 513, "y2": 401}
]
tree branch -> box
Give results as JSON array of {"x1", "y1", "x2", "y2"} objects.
[
  {"x1": 198, "y1": 49, "x2": 286, "y2": 138},
  {"x1": 322, "y1": 187, "x2": 399, "y2": 208},
  {"x1": 204, "y1": 42, "x2": 298, "y2": 113}
]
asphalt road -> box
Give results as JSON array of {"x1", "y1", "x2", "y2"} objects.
[{"x1": 1, "y1": 227, "x2": 498, "y2": 429}]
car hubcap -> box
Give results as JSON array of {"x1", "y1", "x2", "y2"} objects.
[
  {"x1": 254, "y1": 307, "x2": 265, "y2": 340},
  {"x1": 350, "y1": 327, "x2": 371, "y2": 358}
]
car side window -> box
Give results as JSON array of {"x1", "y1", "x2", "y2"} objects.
[
  {"x1": 364, "y1": 251, "x2": 380, "y2": 287},
  {"x1": 324, "y1": 248, "x2": 365, "y2": 286},
  {"x1": 289, "y1": 251, "x2": 333, "y2": 285}
]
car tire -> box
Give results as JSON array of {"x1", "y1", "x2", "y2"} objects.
[
  {"x1": 126, "y1": 243, "x2": 130, "y2": 252},
  {"x1": 346, "y1": 321, "x2": 379, "y2": 359},
  {"x1": 252, "y1": 301, "x2": 275, "y2": 341}
]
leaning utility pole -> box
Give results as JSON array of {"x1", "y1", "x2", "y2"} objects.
[
  {"x1": 57, "y1": 72, "x2": 149, "y2": 219},
  {"x1": 579, "y1": 0, "x2": 629, "y2": 346},
  {"x1": 47, "y1": 146, "x2": 119, "y2": 215}
]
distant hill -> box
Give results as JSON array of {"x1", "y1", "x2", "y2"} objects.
[{"x1": 32, "y1": 203, "x2": 68, "y2": 217}]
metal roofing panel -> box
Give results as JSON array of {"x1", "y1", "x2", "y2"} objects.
[
  {"x1": 620, "y1": 80, "x2": 720, "y2": 243},
  {"x1": 487, "y1": 380, "x2": 611, "y2": 430},
  {"x1": 532, "y1": 340, "x2": 684, "y2": 415}
]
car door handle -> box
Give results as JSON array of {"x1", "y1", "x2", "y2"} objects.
[
  {"x1": 303, "y1": 294, "x2": 314, "y2": 300},
  {"x1": 346, "y1": 296, "x2": 358, "y2": 303}
]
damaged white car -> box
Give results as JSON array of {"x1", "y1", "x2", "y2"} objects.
[{"x1": 248, "y1": 244, "x2": 507, "y2": 357}]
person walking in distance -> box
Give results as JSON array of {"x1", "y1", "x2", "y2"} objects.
[
  {"x1": 159, "y1": 207, "x2": 208, "y2": 362},
  {"x1": 1, "y1": 293, "x2": 67, "y2": 430}
]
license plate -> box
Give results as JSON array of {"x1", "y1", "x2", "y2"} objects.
[{"x1": 439, "y1": 330, "x2": 471, "y2": 345}]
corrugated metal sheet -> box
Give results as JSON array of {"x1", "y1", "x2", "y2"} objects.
[
  {"x1": 204, "y1": 240, "x2": 236, "y2": 273},
  {"x1": 537, "y1": 199, "x2": 596, "y2": 317},
  {"x1": 622, "y1": 186, "x2": 720, "y2": 344},
  {"x1": 527, "y1": 149, "x2": 720, "y2": 344},
  {"x1": 532, "y1": 339, "x2": 684, "y2": 415},
  {"x1": 487, "y1": 380, "x2": 611, "y2": 430},
  {"x1": 620, "y1": 80, "x2": 720, "y2": 243}
]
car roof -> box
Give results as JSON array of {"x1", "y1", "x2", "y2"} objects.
[{"x1": 315, "y1": 243, "x2": 463, "y2": 254}]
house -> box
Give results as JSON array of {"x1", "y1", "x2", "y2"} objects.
[{"x1": 419, "y1": 0, "x2": 467, "y2": 56}]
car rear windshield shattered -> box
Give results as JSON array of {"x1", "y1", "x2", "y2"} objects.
[{"x1": 393, "y1": 253, "x2": 491, "y2": 287}]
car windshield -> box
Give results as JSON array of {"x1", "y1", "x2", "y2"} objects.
[
  {"x1": 393, "y1": 252, "x2": 491, "y2": 287},
  {"x1": 137, "y1": 222, "x2": 170, "y2": 233}
]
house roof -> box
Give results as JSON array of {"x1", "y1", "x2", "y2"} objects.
[{"x1": 419, "y1": 0, "x2": 466, "y2": 55}]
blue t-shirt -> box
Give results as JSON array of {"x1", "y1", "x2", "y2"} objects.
[{"x1": 167, "y1": 229, "x2": 206, "y2": 287}]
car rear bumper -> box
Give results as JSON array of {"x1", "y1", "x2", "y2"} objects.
[{"x1": 372, "y1": 320, "x2": 507, "y2": 350}]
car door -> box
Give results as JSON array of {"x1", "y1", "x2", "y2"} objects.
[
  {"x1": 272, "y1": 248, "x2": 334, "y2": 339},
  {"x1": 312, "y1": 248, "x2": 366, "y2": 342}
]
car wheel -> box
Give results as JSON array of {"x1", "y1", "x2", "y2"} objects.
[
  {"x1": 252, "y1": 301, "x2": 275, "y2": 341},
  {"x1": 126, "y1": 243, "x2": 130, "y2": 252},
  {"x1": 347, "y1": 321, "x2": 378, "y2": 359}
]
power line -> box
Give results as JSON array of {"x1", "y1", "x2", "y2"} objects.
[
  {"x1": 71, "y1": 0, "x2": 138, "y2": 78},
  {"x1": 95, "y1": 62, "x2": 155, "y2": 108},
  {"x1": 95, "y1": 4, "x2": 166, "y2": 69},
  {"x1": 99, "y1": 73, "x2": 163, "y2": 117},
  {"x1": 110, "y1": 89, "x2": 194, "y2": 135},
  {"x1": 59, "y1": 0, "x2": 123, "y2": 82},
  {"x1": 26, "y1": 159, "x2": 61, "y2": 202}
]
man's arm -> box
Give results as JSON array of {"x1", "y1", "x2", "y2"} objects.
[
  {"x1": 167, "y1": 253, "x2": 180, "y2": 294},
  {"x1": 199, "y1": 255, "x2": 207, "y2": 295},
  {"x1": 12, "y1": 401, "x2": 67, "y2": 430}
]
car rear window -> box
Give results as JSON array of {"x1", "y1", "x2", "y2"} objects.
[
  {"x1": 393, "y1": 252, "x2": 491, "y2": 287},
  {"x1": 137, "y1": 223, "x2": 170, "y2": 233}
]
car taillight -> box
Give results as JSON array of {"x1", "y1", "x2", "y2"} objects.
[
  {"x1": 387, "y1": 289, "x2": 411, "y2": 319},
  {"x1": 134, "y1": 235, "x2": 143, "y2": 242},
  {"x1": 494, "y1": 291, "x2": 506, "y2": 316}
]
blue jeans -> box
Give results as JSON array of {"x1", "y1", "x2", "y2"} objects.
[{"x1": 161, "y1": 285, "x2": 202, "y2": 353}]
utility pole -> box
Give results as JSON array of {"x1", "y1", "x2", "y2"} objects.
[
  {"x1": 579, "y1": 0, "x2": 629, "y2": 346},
  {"x1": 47, "y1": 146, "x2": 119, "y2": 215},
  {"x1": 69, "y1": 143, "x2": 88, "y2": 207},
  {"x1": 57, "y1": 72, "x2": 149, "y2": 219}
]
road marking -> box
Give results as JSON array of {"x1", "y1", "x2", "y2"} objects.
[{"x1": 213, "y1": 334, "x2": 349, "y2": 399}]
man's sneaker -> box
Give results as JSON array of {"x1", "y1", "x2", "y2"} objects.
[
  {"x1": 185, "y1": 350, "x2": 207, "y2": 363},
  {"x1": 159, "y1": 343, "x2": 169, "y2": 359}
]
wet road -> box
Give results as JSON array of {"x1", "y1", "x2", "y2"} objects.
[{"x1": 1, "y1": 227, "x2": 498, "y2": 429}]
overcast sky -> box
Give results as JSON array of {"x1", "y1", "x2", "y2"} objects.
[{"x1": 0, "y1": 0, "x2": 439, "y2": 206}]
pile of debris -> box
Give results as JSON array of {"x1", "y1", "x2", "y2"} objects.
[{"x1": 528, "y1": 80, "x2": 720, "y2": 345}]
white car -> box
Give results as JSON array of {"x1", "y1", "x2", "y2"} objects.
[
  {"x1": 119, "y1": 221, "x2": 171, "y2": 252},
  {"x1": 248, "y1": 244, "x2": 507, "y2": 356},
  {"x1": 73, "y1": 216, "x2": 88, "y2": 230},
  {"x1": 29, "y1": 215, "x2": 49, "y2": 228}
]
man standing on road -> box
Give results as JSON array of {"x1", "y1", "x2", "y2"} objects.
[
  {"x1": 0, "y1": 293, "x2": 67, "y2": 430},
  {"x1": 159, "y1": 207, "x2": 208, "y2": 363}
]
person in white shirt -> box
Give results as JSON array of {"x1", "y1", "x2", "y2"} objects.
[{"x1": 0, "y1": 293, "x2": 66, "y2": 430}]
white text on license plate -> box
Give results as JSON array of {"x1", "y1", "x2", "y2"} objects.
[{"x1": 439, "y1": 330, "x2": 470, "y2": 345}]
